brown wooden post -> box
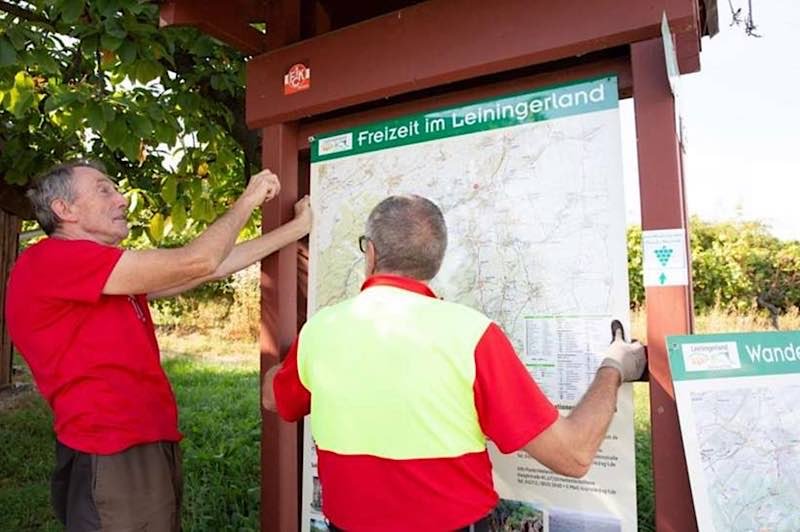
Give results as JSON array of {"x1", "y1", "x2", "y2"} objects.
[
  {"x1": 0, "y1": 209, "x2": 20, "y2": 389},
  {"x1": 260, "y1": 123, "x2": 301, "y2": 532},
  {"x1": 257, "y1": 1, "x2": 302, "y2": 529},
  {"x1": 631, "y1": 38, "x2": 697, "y2": 532}
]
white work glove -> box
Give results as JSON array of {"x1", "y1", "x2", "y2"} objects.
[{"x1": 598, "y1": 320, "x2": 647, "y2": 382}]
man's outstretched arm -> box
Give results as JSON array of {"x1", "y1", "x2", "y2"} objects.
[
  {"x1": 103, "y1": 169, "x2": 281, "y2": 296},
  {"x1": 522, "y1": 329, "x2": 646, "y2": 478},
  {"x1": 148, "y1": 196, "x2": 311, "y2": 300}
]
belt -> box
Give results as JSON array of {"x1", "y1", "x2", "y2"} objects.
[{"x1": 328, "y1": 514, "x2": 490, "y2": 531}]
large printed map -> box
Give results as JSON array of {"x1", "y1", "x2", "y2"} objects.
[{"x1": 303, "y1": 77, "x2": 637, "y2": 532}]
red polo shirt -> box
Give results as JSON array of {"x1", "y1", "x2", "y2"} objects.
[
  {"x1": 274, "y1": 274, "x2": 559, "y2": 531},
  {"x1": 6, "y1": 238, "x2": 181, "y2": 454}
]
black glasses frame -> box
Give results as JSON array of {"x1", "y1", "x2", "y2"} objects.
[{"x1": 358, "y1": 235, "x2": 369, "y2": 253}]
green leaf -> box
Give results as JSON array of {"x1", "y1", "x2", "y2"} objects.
[
  {"x1": 109, "y1": 69, "x2": 127, "y2": 85},
  {"x1": 7, "y1": 72, "x2": 35, "y2": 118},
  {"x1": 187, "y1": 179, "x2": 202, "y2": 202},
  {"x1": 189, "y1": 37, "x2": 215, "y2": 57},
  {"x1": 190, "y1": 197, "x2": 216, "y2": 223},
  {"x1": 80, "y1": 35, "x2": 100, "y2": 58},
  {"x1": 162, "y1": 175, "x2": 177, "y2": 205},
  {"x1": 0, "y1": 38, "x2": 18, "y2": 67},
  {"x1": 216, "y1": 148, "x2": 234, "y2": 168},
  {"x1": 95, "y1": 0, "x2": 119, "y2": 18},
  {"x1": 101, "y1": 102, "x2": 116, "y2": 123},
  {"x1": 153, "y1": 120, "x2": 177, "y2": 146},
  {"x1": 171, "y1": 201, "x2": 187, "y2": 233},
  {"x1": 209, "y1": 74, "x2": 225, "y2": 92},
  {"x1": 149, "y1": 41, "x2": 169, "y2": 62},
  {"x1": 128, "y1": 114, "x2": 153, "y2": 138},
  {"x1": 102, "y1": 117, "x2": 127, "y2": 149},
  {"x1": 100, "y1": 33, "x2": 124, "y2": 52},
  {"x1": 5, "y1": 27, "x2": 28, "y2": 50},
  {"x1": 117, "y1": 39, "x2": 137, "y2": 63},
  {"x1": 132, "y1": 2, "x2": 155, "y2": 16},
  {"x1": 190, "y1": 197, "x2": 205, "y2": 221},
  {"x1": 60, "y1": 0, "x2": 85, "y2": 23},
  {"x1": 120, "y1": 134, "x2": 141, "y2": 161},
  {"x1": 86, "y1": 101, "x2": 105, "y2": 130},
  {"x1": 103, "y1": 17, "x2": 127, "y2": 39},
  {"x1": 44, "y1": 91, "x2": 78, "y2": 113},
  {"x1": 134, "y1": 60, "x2": 164, "y2": 84},
  {"x1": 29, "y1": 49, "x2": 60, "y2": 73},
  {"x1": 148, "y1": 213, "x2": 165, "y2": 242},
  {"x1": 146, "y1": 104, "x2": 164, "y2": 121},
  {"x1": 14, "y1": 71, "x2": 35, "y2": 90},
  {"x1": 201, "y1": 198, "x2": 216, "y2": 222}
]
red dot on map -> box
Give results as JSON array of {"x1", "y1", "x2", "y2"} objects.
[{"x1": 473, "y1": 183, "x2": 479, "y2": 190}]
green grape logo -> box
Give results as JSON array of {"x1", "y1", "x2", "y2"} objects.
[{"x1": 654, "y1": 246, "x2": 673, "y2": 267}]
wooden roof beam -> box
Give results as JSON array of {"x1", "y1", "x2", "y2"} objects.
[
  {"x1": 297, "y1": 54, "x2": 633, "y2": 150},
  {"x1": 159, "y1": 0, "x2": 267, "y2": 56},
  {"x1": 246, "y1": 0, "x2": 701, "y2": 128}
]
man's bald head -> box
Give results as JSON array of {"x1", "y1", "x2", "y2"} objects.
[{"x1": 364, "y1": 195, "x2": 447, "y2": 281}]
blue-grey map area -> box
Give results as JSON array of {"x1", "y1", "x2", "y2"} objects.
[{"x1": 691, "y1": 384, "x2": 800, "y2": 531}]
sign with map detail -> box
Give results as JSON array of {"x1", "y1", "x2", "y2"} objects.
[
  {"x1": 668, "y1": 331, "x2": 800, "y2": 532},
  {"x1": 304, "y1": 76, "x2": 637, "y2": 532}
]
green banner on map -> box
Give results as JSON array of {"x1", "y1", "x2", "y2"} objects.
[
  {"x1": 667, "y1": 330, "x2": 800, "y2": 381},
  {"x1": 311, "y1": 76, "x2": 618, "y2": 162}
]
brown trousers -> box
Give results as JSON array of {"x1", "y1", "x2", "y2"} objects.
[{"x1": 52, "y1": 440, "x2": 183, "y2": 532}]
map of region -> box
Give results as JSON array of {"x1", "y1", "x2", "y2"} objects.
[
  {"x1": 304, "y1": 82, "x2": 638, "y2": 532},
  {"x1": 690, "y1": 384, "x2": 800, "y2": 531},
  {"x1": 309, "y1": 109, "x2": 629, "y2": 353}
]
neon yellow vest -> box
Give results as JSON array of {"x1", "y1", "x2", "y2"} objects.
[{"x1": 297, "y1": 284, "x2": 492, "y2": 460}]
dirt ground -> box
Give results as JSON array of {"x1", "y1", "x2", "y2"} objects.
[{"x1": 0, "y1": 382, "x2": 35, "y2": 411}]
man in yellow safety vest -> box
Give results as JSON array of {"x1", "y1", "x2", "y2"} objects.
[{"x1": 263, "y1": 194, "x2": 645, "y2": 532}]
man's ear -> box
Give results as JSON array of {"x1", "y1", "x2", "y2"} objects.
[
  {"x1": 365, "y1": 240, "x2": 377, "y2": 276},
  {"x1": 50, "y1": 198, "x2": 76, "y2": 223}
]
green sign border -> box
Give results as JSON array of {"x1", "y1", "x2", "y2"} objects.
[
  {"x1": 310, "y1": 75, "x2": 619, "y2": 162},
  {"x1": 667, "y1": 331, "x2": 800, "y2": 381}
]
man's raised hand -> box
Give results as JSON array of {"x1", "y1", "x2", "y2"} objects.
[
  {"x1": 294, "y1": 195, "x2": 311, "y2": 228},
  {"x1": 241, "y1": 169, "x2": 281, "y2": 207},
  {"x1": 598, "y1": 320, "x2": 647, "y2": 383}
]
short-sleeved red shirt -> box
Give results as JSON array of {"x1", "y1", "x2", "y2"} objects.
[
  {"x1": 6, "y1": 238, "x2": 181, "y2": 454},
  {"x1": 274, "y1": 275, "x2": 559, "y2": 531}
]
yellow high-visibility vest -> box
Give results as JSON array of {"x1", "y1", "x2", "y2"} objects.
[{"x1": 298, "y1": 283, "x2": 492, "y2": 459}]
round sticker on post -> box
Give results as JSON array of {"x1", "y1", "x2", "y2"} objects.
[{"x1": 284, "y1": 63, "x2": 311, "y2": 95}]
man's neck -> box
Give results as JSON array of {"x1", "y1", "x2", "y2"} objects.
[{"x1": 51, "y1": 226, "x2": 116, "y2": 246}]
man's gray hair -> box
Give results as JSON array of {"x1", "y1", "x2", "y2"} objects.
[
  {"x1": 365, "y1": 194, "x2": 447, "y2": 281},
  {"x1": 26, "y1": 160, "x2": 106, "y2": 235}
]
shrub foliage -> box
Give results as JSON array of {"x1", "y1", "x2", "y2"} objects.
[{"x1": 628, "y1": 218, "x2": 800, "y2": 322}]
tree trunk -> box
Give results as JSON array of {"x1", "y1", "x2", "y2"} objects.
[{"x1": 0, "y1": 208, "x2": 20, "y2": 389}]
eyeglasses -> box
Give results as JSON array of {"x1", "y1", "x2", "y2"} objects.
[{"x1": 358, "y1": 235, "x2": 370, "y2": 253}]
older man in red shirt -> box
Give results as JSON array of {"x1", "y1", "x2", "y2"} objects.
[{"x1": 6, "y1": 160, "x2": 309, "y2": 532}]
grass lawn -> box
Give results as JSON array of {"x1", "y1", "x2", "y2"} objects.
[
  {"x1": 1, "y1": 334, "x2": 656, "y2": 531},
  {"x1": 634, "y1": 382, "x2": 654, "y2": 532},
  {"x1": 0, "y1": 338, "x2": 263, "y2": 532}
]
